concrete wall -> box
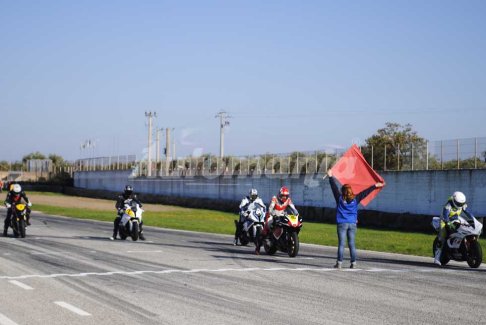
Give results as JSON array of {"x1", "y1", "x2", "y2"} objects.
[{"x1": 74, "y1": 169, "x2": 486, "y2": 217}]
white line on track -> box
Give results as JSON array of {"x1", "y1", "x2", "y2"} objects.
[
  {"x1": 8, "y1": 280, "x2": 33, "y2": 290},
  {"x1": 0, "y1": 312, "x2": 18, "y2": 325},
  {"x1": 126, "y1": 250, "x2": 163, "y2": 253},
  {"x1": 0, "y1": 266, "x2": 467, "y2": 281},
  {"x1": 54, "y1": 302, "x2": 91, "y2": 316}
]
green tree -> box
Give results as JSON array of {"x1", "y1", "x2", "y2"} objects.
[
  {"x1": 22, "y1": 151, "x2": 46, "y2": 163},
  {"x1": 362, "y1": 122, "x2": 427, "y2": 171},
  {"x1": 0, "y1": 161, "x2": 9, "y2": 171},
  {"x1": 48, "y1": 154, "x2": 66, "y2": 167}
]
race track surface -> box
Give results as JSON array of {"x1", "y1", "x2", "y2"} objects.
[{"x1": 1, "y1": 211, "x2": 485, "y2": 325}]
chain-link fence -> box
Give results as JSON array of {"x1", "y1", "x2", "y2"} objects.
[
  {"x1": 361, "y1": 137, "x2": 486, "y2": 171},
  {"x1": 136, "y1": 150, "x2": 345, "y2": 177},
  {"x1": 69, "y1": 136, "x2": 486, "y2": 176},
  {"x1": 75, "y1": 155, "x2": 137, "y2": 172}
]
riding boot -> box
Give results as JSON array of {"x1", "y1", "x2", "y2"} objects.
[
  {"x1": 26, "y1": 214, "x2": 31, "y2": 226},
  {"x1": 111, "y1": 216, "x2": 120, "y2": 240},
  {"x1": 3, "y1": 227, "x2": 7, "y2": 237},
  {"x1": 139, "y1": 222, "x2": 146, "y2": 241},
  {"x1": 434, "y1": 248, "x2": 442, "y2": 266}
]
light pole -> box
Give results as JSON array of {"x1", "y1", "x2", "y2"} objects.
[
  {"x1": 145, "y1": 112, "x2": 157, "y2": 176},
  {"x1": 215, "y1": 111, "x2": 231, "y2": 159}
]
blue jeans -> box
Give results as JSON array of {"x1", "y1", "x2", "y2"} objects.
[{"x1": 337, "y1": 223, "x2": 357, "y2": 263}]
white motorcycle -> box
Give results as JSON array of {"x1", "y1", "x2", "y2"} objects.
[
  {"x1": 235, "y1": 202, "x2": 266, "y2": 247},
  {"x1": 432, "y1": 213, "x2": 483, "y2": 268},
  {"x1": 118, "y1": 200, "x2": 144, "y2": 241}
]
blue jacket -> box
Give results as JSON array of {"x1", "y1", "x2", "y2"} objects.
[{"x1": 329, "y1": 177, "x2": 376, "y2": 224}]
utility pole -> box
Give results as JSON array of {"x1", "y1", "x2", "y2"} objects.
[
  {"x1": 172, "y1": 128, "x2": 176, "y2": 161},
  {"x1": 145, "y1": 112, "x2": 156, "y2": 176},
  {"x1": 165, "y1": 128, "x2": 171, "y2": 175},
  {"x1": 215, "y1": 111, "x2": 231, "y2": 158},
  {"x1": 156, "y1": 128, "x2": 164, "y2": 164}
]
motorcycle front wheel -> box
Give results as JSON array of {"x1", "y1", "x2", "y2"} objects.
[
  {"x1": 131, "y1": 222, "x2": 139, "y2": 241},
  {"x1": 467, "y1": 240, "x2": 482, "y2": 268},
  {"x1": 288, "y1": 232, "x2": 299, "y2": 257},
  {"x1": 18, "y1": 219, "x2": 26, "y2": 238}
]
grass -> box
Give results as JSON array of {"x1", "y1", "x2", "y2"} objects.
[{"x1": 33, "y1": 200, "x2": 486, "y2": 258}]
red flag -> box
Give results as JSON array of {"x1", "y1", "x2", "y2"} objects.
[{"x1": 331, "y1": 144, "x2": 384, "y2": 206}]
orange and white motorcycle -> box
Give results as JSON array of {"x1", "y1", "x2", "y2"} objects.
[{"x1": 263, "y1": 212, "x2": 303, "y2": 257}]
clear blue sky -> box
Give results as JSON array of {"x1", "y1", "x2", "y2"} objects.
[{"x1": 1, "y1": 0, "x2": 485, "y2": 161}]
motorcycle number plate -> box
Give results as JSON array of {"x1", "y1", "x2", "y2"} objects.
[{"x1": 288, "y1": 215, "x2": 298, "y2": 226}]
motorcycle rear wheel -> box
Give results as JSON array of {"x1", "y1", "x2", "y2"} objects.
[
  {"x1": 288, "y1": 232, "x2": 299, "y2": 257},
  {"x1": 119, "y1": 231, "x2": 127, "y2": 240},
  {"x1": 239, "y1": 237, "x2": 249, "y2": 246},
  {"x1": 467, "y1": 241, "x2": 482, "y2": 268}
]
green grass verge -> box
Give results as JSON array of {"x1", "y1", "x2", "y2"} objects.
[{"x1": 33, "y1": 203, "x2": 486, "y2": 258}]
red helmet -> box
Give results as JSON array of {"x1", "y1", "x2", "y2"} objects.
[{"x1": 279, "y1": 186, "x2": 290, "y2": 201}]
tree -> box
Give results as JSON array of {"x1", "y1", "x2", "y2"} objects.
[
  {"x1": 362, "y1": 122, "x2": 427, "y2": 171},
  {"x1": 0, "y1": 161, "x2": 9, "y2": 171},
  {"x1": 22, "y1": 151, "x2": 46, "y2": 163},
  {"x1": 48, "y1": 154, "x2": 66, "y2": 167}
]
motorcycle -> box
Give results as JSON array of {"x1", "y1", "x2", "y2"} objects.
[
  {"x1": 6, "y1": 202, "x2": 28, "y2": 238},
  {"x1": 235, "y1": 202, "x2": 266, "y2": 247},
  {"x1": 118, "y1": 200, "x2": 144, "y2": 241},
  {"x1": 263, "y1": 212, "x2": 303, "y2": 257},
  {"x1": 432, "y1": 213, "x2": 483, "y2": 268}
]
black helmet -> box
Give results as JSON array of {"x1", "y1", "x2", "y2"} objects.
[{"x1": 124, "y1": 185, "x2": 133, "y2": 196}]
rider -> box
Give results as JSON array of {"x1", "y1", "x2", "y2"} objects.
[
  {"x1": 263, "y1": 186, "x2": 299, "y2": 238},
  {"x1": 4, "y1": 183, "x2": 32, "y2": 236},
  {"x1": 111, "y1": 185, "x2": 144, "y2": 241},
  {"x1": 434, "y1": 191, "x2": 469, "y2": 265},
  {"x1": 234, "y1": 188, "x2": 266, "y2": 245},
  {"x1": 259, "y1": 186, "x2": 299, "y2": 254}
]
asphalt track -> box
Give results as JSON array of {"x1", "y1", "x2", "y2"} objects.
[{"x1": 1, "y1": 211, "x2": 485, "y2": 325}]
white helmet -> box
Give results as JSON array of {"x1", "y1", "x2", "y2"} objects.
[
  {"x1": 12, "y1": 184, "x2": 21, "y2": 194},
  {"x1": 249, "y1": 188, "x2": 258, "y2": 201},
  {"x1": 451, "y1": 191, "x2": 466, "y2": 208}
]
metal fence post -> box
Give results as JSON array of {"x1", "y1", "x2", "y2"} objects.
[
  {"x1": 411, "y1": 143, "x2": 414, "y2": 171},
  {"x1": 296, "y1": 153, "x2": 299, "y2": 174},
  {"x1": 475, "y1": 137, "x2": 478, "y2": 169},
  {"x1": 371, "y1": 145, "x2": 374, "y2": 169},
  {"x1": 384, "y1": 144, "x2": 387, "y2": 171},
  {"x1": 457, "y1": 139, "x2": 460, "y2": 169},
  {"x1": 397, "y1": 144, "x2": 400, "y2": 171},
  {"x1": 426, "y1": 141, "x2": 429, "y2": 170},
  {"x1": 440, "y1": 141, "x2": 443, "y2": 170}
]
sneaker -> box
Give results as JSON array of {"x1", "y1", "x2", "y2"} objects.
[
  {"x1": 350, "y1": 262, "x2": 357, "y2": 269},
  {"x1": 233, "y1": 239, "x2": 238, "y2": 246},
  {"x1": 433, "y1": 258, "x2": 442, "y2": 266},
  {"x1": 109, "y1": 236, "x2": 115, "y2": 241},
  {"x1": 334, "y1": 262, "x2": 342, "y2": 269}
]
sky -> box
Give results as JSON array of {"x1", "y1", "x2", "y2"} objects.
[{"x1": 1, "y1": 0, "x2": 485, "y2": 162}]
